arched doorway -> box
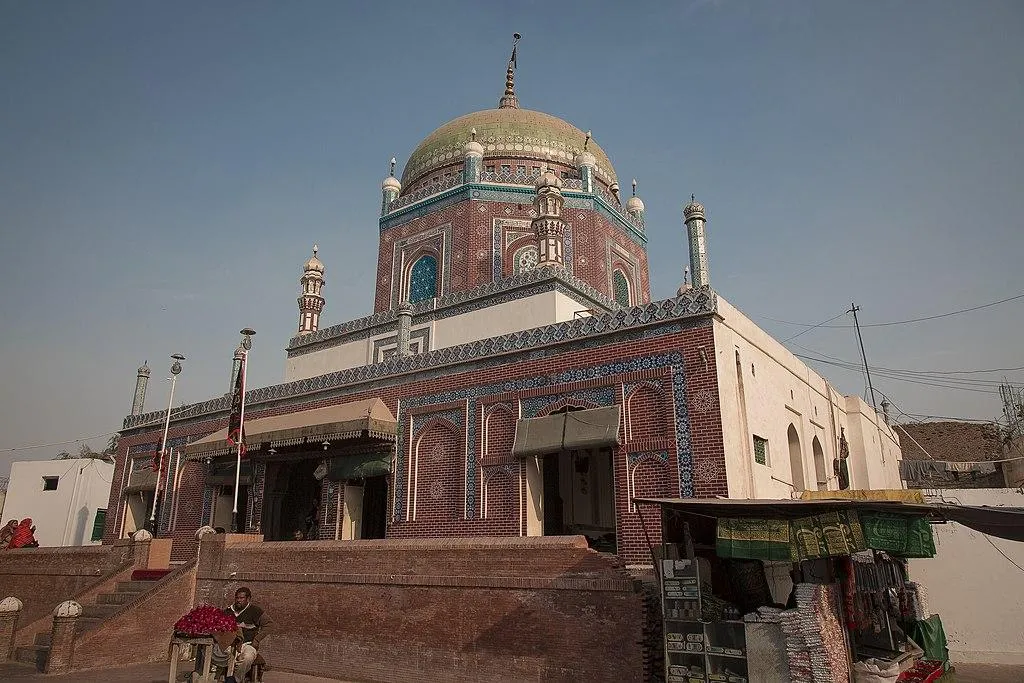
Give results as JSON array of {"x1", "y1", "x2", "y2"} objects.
[
  {"x1": 812, "y1": 436, "x2": 827, "y2": 491},
  {"x1": 787, "y1": 424, "x2": 805, "y2": 492}
]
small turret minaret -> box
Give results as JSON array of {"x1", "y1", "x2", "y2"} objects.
[
  {"x1": 575, "y1": 131, "x2": 596, "y2": 193},
  {"x1": 130, "y1": 361, "x2": 150, "y2": 416},
  {"x1": 626, "y1": 178, "x2": 645, "y2": 222},
  {"x1": 463, "y1": 128, "x2": 484, "y2": 183},
  {"x1": 532, "y1": 168, "x2": 566, "y2": 267},
  {"x1": 684, "y1": 195, "x2": 710, "y2": 288},
  {"x1": 297, "y1": 245, "x2": 326, "y2": 335},
  {"x1": 381, "y1": 158, "x2": 401, "y2": 216}
]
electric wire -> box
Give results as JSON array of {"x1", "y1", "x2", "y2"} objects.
[{"x1": 761, "y1": 292, "x2": 1024, "y2": 329}]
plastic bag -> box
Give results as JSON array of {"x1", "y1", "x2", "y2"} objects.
[{"x1": 853, "y1": 658, "x2": 901, "y2": 683}]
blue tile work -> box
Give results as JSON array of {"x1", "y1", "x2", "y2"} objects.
[
  {"x1": 492, "y1": 219, "x2": 574, "y2": 281},
  {"x1": 408, "y1": 254, "x2": 439, "y2": 303},
  {"x1": 131, "y1": 457, "x2": 153, "y2": 472},
  {"x1": 201, "y1": 486, "x2": 213, "y2": 528},
  {"x1": 394, "y1": 350, "x2": 691, "y2": 520},
  {"x1": 626, "y1": 451, "x2": 670, "y2": 466},
  {"x1": 624, "y1": 380, "x2": 664, "y2": 397},
  {"x1": 671, "y1": 368, "x2": 694, "y2": 497},
  {"x1": 520, "y1": 385, "x2": 618, "y2": 418},
  {"x1": 411, "y1": 409, "x2": 465, "y2": 441},
  {"x1": 380, "y1": 183, "x2": 646, "y2": 248},
  {"x1": 126, "y1": 288, "x2": 716, "y2": 432},
  {"x1": 247, "y1": 461, "x2": 266, "y2": 534}
]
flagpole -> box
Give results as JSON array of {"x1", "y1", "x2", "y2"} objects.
[
  {"x1": 150, "y1": 354, "x2": 185, "y2": 532},
  {"x1": 231, "y1": 328, "x2": 255, "y2": 533}
]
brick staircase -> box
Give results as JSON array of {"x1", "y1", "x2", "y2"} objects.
[{"x1": 13, "y1": 577, "x2": 164, "y2": 671}]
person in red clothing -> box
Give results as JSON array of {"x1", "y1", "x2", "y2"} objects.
[{"x1": 8, "y1": 519, "x2": 38, "y2": 549}]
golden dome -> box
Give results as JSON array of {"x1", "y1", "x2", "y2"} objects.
[{"x1": 400, "y1": 108, "x2": 617, "y2": 191}]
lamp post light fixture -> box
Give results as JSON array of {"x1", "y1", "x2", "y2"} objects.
[{"x1": 150, "y1": 353, "x2": 185, "y2": 532}]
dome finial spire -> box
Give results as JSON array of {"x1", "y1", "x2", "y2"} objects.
[
  {"x1": 499, "y1": 33, "x2": 521, "y2": 109},
  {"x1": 389, "y1": 157, "x2": 397, "y2": 177}
]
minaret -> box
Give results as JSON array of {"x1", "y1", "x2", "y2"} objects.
[
  {"x1": 684, "y1": 195, "x2": 710, "y2": 288},
  {"x1": 297, "y1": 245, "x2": 326, "y2": 335},
  {"x1": 576, "y1": 131, "x2": 596, "y2": 193},
  {"x1": 498, "y1": 33, "x2": 521, "y2": 109},
  {"x1": 130, "y1": 361, "x2": 150, "y2": 416},
  {"x1": 381, "y1": 158, "x2": 401, "y2": 216},
  {"x1": 463, "y1": 128, "x2": 484, "y2": 183},
  {"x1": 532, "y1": 168, "x2": 566, "y2": 267},
  {"x1": 626, "y1": 178, "x2": 645, "y2": 222}
]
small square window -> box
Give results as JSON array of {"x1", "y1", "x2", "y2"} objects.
[
  {"x1": 486, "y1": 165, "x2": 495, "y2": 173},
  {"x1": 42, "y1": 476, "x2": 59, "y2": 491},
  {"x1": 560, "y1": 171, "x2": 569, "y2": 179},
  {"x1": 753, "y1": 436, "x2": 769, "y2": 466},
  {"x1": 501, "y1": 164, "x2": 511, "y2": 173},
  {"x1": 531, "y1": 166, "x2": 540, "y2": 174},
  {"x1": 516, "y1": 165, "x2": 526, "y2": 175}
]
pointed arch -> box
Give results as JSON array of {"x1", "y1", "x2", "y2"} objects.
[
  {"x1": 612, "y1": 269, "x2": 631, "y2": 307},
  {"x1": 812, "y1": 436, "x2": 827, "y2": 491},
  {"x1": 407, "y1": 252, "x2": 439, "y2": 303},
  {"x1": 788, "y1": 424, "x2": 805, "y2": 492}
]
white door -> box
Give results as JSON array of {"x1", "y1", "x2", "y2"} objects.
[{"x1": 342, "y1": 485, "x2": 364, "y2": 540}]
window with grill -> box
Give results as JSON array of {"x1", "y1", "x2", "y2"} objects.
[
  {"x1": 612, "y1": 270, "x2": 631, "y2": 307},
  {"x1": 501, "y1": 164, "x2": 511, "y2": 173},
  {"x1": 408, "y1": 254, "x2": 439, "y2": 303},
  {"x1": 486, "y1": 165, "x2": 495, "y2": 173},
  {"x1": 753, "y1": 435, "x2": 769, "y2": 466},
  {"x1": 91, "y1": 509, "x2": 106, "y2": 542},
  {"x1": 514, "y1": 245, "x2": 539, "y2": 274}
]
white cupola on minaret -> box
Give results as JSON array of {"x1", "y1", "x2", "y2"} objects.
[
  {"x1": 381, "y1": 158, "x2": 401, "y2": 216},
  {"x1": 297, "y1": 245, "x2": 326, "y2": 335}
]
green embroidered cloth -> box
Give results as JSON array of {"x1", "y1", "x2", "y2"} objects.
[
  {"x1": 717, "y1": 512, "x2": 867, "y2": 562},
  {"x1": 716, "y1": 518, "x2": 793, "y2": 561},
  {"x1": 860, "y1": 513, "x2": 936, "y2": 558}
]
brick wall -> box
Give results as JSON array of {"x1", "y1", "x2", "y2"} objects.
[
  {"x1": 67, "y1": 562, "x2": 197, "y2": 673},
  {"x1": 194, "y1": 535, "x2": 647, "y2": 682},
  {"x1": 0, "y1": 543, "x2": 132, "y2": 628},
  {"x1": 376, "y1": 196, "x2": 650, "y2": 312},
  {"x1": 115, "y1": 320, "x2": 728, "y2": 566}
]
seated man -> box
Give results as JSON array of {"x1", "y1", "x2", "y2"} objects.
[{"x1": 223, "y1": 587, "x2": 272, "y2": 681}]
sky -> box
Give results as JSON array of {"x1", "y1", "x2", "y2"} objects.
[{"x1": 1, "y1": 1, "x2": 1022, "y2": 476}]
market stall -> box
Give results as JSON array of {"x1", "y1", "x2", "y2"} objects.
[{"x1": 634, "y1": 498, "x2": 963, "y2": 683}]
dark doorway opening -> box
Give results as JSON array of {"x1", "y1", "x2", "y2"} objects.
[
  {"x1": 541, "y1": 448, "x2": 616, "y2": 553},
  {"x1": 262, "y1": 459, "x2": 321, "y2": 541},
  {"x1": 361, "y1": 476, "x2": 388, "y2": 539}
]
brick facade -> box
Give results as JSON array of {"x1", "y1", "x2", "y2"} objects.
[
  {"x1": 375, "y1": 196, "x2": 649, "y2": 312},
  {"x1": 109, "y1": 316, "x2": 729, "y2": 566}
]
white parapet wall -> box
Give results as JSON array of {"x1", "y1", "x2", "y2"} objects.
[{"x1": 910, "y1": 488, "x2": 1024, "y2": 665}]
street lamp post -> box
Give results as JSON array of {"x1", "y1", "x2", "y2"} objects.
[
  {"x1": 150, "y1": 353, "x2": 185, "y2": 532},
  {"x1": 231, "y1": 328, "x2": 255, "y2": 533}
]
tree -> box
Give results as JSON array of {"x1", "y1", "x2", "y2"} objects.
[
  {"x1": 105, "y1": 434, "x2": 120, "y2": 455},
  {"x1": 54, "y1": 450, "x2": 72, "y2": 460}
]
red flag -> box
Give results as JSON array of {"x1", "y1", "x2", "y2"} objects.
[{"x1": 226, "y1": 356, "x2": 247, "y2": 457}]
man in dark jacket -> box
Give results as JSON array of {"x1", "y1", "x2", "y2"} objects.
[{"x1": 224, "y1": 586, "x2": 272, "y2": 680}]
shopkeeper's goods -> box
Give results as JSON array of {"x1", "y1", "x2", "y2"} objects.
[
  {"x1": 174, "y1": 604, "x2": 240, "y2": 637},
  {"x1": 780, "y1": 583, "x2": 849, "y2": 683}
]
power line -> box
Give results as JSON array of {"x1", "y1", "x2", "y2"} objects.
[
  {"x1": 780, "y1": 311, "x2": 848, "y2": 344},
  {"x1": 761, "y1": 292, "x2": 1024, "y2": 329},
  {"x1": 0, "y1": 406, "x2": 194, "y2": 455}
]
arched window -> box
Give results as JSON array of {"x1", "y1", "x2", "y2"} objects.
[
  {"x1": 408, "y1": 254, "x2": 438, "y2": 303},
  {"x1": 612, "y1": 270, "x2": 631, "y2": 307},
  {"x1": 513, "y1": 245, "x2": 539, "y2": 274},
  {"x1": 812, "y1": 436, "x2": 827, "y2": 491}
]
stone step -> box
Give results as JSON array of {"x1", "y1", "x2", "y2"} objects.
[
  {"x1": 33, "y1": 631, "x2": 51, "y2": 646},
  {"x1": 13, "y1": 644, "x2": 48, "y2": 670},
  {"x1": 114, "y1": 579, "x2": 157, "y2": 593},
  {"x1": 97, "y1": 590, "x2": 138, "y2": 605},
  {"x1": 81, "y1": 603, "x2": 122, "y2": 619}
]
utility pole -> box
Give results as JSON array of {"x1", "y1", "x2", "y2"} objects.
[{"x1": 849, "y1": 303, "x2": 878, "y2": 411}]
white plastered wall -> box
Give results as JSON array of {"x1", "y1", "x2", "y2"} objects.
[
  {"x1": 285, "y1": 290, "x2": 588, "y2": 382},
  {"x1": 712, "y1": 297, "x2": 902, "y2": 499},
  {"x1": 1, "y1": 459, "x2": 114, "y2": 546},
  {"x1": 911, "y1": 489, "x2": 1024, "y2": 665}
]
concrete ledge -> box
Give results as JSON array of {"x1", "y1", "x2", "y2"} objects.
[{"x1": 198, "y1": 570, "x2": 636, "y2": 592}]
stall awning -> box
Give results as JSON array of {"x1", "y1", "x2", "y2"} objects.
[
  {"x1": 185, "y1": 398, "x2": 397, "y2": 459},
  {"x1": 511, "y1": 406, "x2": 621, "y2": 458},
  {"x1": 326, "y1": 452, "x2": 392, "y2": 481},
  {"x1": 124, "y1": 471, "x2": 157, "y2": 494},
  {"x1": 633, "y1": 497, "x2": 1024, "y2": 544}
]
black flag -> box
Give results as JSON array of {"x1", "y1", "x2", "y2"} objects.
[{"x1": 226, "y1": 357, "x2": 247, "y2": 457}]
